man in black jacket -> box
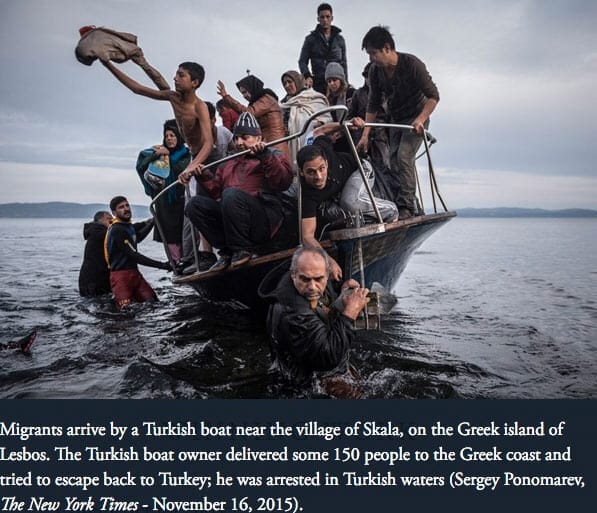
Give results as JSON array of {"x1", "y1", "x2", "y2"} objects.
[
  {"x1": 105, "y1": 196, "x2": 170, "y2": 309},
  {"x1": 262, "y1": 246, "x2": 369, "y2": 395},
  {"x1": 299, "y1": 3, "x2": 347, "y2": 95},
  {"x1": 79, "y1": 211, "x2": 113, "y2": 297}
]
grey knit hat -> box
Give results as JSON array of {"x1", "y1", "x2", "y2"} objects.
[
  {"x1": 233, "y1": 111, "x2": 262, "y2": 136},
  {"x1": 324, "y1": 62, "x2": 346, "y2": 83}
]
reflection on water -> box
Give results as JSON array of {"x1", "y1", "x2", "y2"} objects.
[{"x1": 1, "y1": 218, "x2": 596, "y2": 399}]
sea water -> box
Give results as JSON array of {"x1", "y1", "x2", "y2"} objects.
[{"x1": 0, "y1": 217, "x2": 595, "y2": 399}]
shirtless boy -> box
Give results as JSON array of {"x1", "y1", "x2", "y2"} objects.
[{"x1": 101, "y1": 59, "x2": 213, "y2": 176}]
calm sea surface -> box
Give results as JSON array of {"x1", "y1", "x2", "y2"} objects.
[{"x1": 0, "y1": 217, "x2": 595, "y2": 399}]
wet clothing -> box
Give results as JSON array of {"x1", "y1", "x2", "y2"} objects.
[
  {"x1": 261, "y1": 270, "x2": 354, "y2": 385},
  {"x1": 109, "y1": 269, "x2": 156, "y2": 307},
  {"x1": 185, "y1": 148, "x2": 293, "y2": 253},
  {"x1": 104, "y1": 219, "x2": 166, "y2": 308},
  {"x1": 135, "y1": 145, "x2": 190, "y2": 245},
  {"x1": 299, "y1": 25, "x2": 347, "y2": 95},
  {"x1": 79, "y1": 221, "x2": 111, "y2": 297}
]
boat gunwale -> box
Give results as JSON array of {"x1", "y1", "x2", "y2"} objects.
[{"x1": 172, "y1": 210, "x2": 457, "y2": 285}]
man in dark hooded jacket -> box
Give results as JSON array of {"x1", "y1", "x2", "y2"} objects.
[
  {"x1": 299, "y1": 3, "x2": 348, "y2": 95},
  {"x1": 78, "y1": 211, "x2": 113, "y2": 296},
  {"x1": 261, "y1": 246, "x2": 369, "y2": 396}
]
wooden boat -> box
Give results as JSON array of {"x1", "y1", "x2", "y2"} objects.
[{"x1": 151, "y1": 107, "x2": 456, "y2": 313}]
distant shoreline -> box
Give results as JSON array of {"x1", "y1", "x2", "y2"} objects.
[
  {"x1": 0, "y1": 202, "x2": 596, "y2": 219},
  {"x1": 0, "y1": 202, "x2": 151, "y2": 219}
]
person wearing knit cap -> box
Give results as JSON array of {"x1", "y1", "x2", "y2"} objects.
[
  {"x1": 324, "y1": 61, "x2": 356, "y2": 153},
  {"x1": 299, "y1": 3, "x2": 348, "y2": 95},
  {"x1": 217, "y1": 74, "x2": 288, "y2": 159},
  {"x1": 135, "y1": 120, "x2": 192, "y2": 265},
  {"x1": 185, "y1": 112, "x2": 293, "y2": 272},
  {"x1": 324, "y1": 62, "x2": 345, "y2": 84},
  {"x1": 325, "y1": 62, "x2": 354, "y2": 116}
]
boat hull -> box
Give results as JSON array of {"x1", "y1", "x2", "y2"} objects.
[
  {"x1": 336, "y1": 212, "x2": 453, "y2": 290},
  {"x1": 173, "y1": 211, "x2": 456, "y2": 310}
]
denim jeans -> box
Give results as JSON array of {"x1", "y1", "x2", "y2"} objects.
[{"x1": 389, "y1": 118, "x2": 429, "y2": 214}]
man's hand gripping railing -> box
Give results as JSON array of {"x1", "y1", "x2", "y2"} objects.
[{"x1": 150, "y1": 105, "x2": 350, "y2": 271}]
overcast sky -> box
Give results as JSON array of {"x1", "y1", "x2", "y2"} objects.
[{"x1": 0, "y1": 0, "x2": 596, "y2": 209}]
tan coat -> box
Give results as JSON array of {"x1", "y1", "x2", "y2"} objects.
[{"x1": 224, "y1": 93, "x2": 289, "y2": 159}]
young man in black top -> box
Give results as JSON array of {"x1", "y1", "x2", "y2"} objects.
[
  {"x1": 297, "y1": 121, "x2": 397, "y2": 281},
  {"x1": 104, "y1": 196, "x2": 170, "y2": 309},
  {"x1": 357, "y1": 26, "x2": 440, "y2": 219}
]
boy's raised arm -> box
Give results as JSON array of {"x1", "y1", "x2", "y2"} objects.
[{"x1": 102, "y1": 61, "x2": 171, "y2": 101}]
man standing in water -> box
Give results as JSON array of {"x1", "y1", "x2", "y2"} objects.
[
  {"x1": 105, "y1": 196, "x2": 170, "y2": 309},
  {"x1": 261, "y1": 246, "x2": 369, "y2": 397},
  {"x1": 79, "y1": 210, "x2": 113, "y2": 297}
]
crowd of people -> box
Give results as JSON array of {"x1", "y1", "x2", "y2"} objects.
[{"x1": 76, "y1": 3, "x2": 439, "y2": 395}]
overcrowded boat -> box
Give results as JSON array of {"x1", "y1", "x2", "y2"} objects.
[{"x1": 150, "y1": 106, "x2": 456, "y2": 322}]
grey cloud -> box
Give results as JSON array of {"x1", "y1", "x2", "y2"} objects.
[{"x1": 0, "y1": 0, "x2": 595, "y2": 208}]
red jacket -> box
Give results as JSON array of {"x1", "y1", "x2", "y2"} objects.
[
  {"x1": 200, "y1": 148, "x2": 292, "y2": 200},
  {"x1": 221, "y1": 109, "x2": 239, "y2": 132}
]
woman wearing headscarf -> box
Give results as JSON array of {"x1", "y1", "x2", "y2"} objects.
[
  {"x1": 217, "y1": 74, "x2": 288, "y2": 158},
  {"x1": 136, "y1": 119, "x2": 190, "y2": 264},
  {"x1": 279, "y1": 70, "x2": 332, "y2": 170}
]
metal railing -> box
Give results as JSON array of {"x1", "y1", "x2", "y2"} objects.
[{"x1": 149, "y1": 105, "x2": 447, "y2": 272}]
